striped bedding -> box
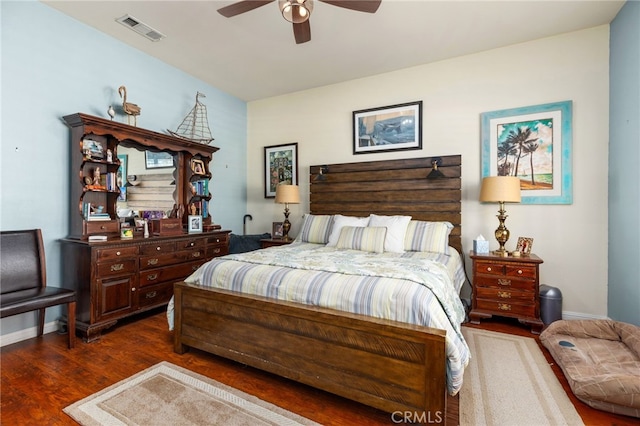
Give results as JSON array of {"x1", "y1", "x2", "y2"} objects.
[{"x1": 168, "y1": 242, "x2": 470, "y2": 395}]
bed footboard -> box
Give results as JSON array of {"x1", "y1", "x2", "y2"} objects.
[{"x1": 173, "y1": 281, "x2": 447, "y2": 421}]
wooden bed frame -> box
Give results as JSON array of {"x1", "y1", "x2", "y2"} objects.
[{"x1": 174, "y1": 155, "x2": 462, "y2": 424}]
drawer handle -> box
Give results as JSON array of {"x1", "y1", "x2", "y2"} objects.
[
  {"x1": 145, "y1": 291, "x2": 157, "y2": 299},
  {"x1": 497, "y1": 291, "x2": 511, "y2": 298},
  {"x1": 147, "y1": 258, "x2": 159, "y2": 266},
  {"x1": 116, "y1": 251, "x2": 121, "y2": 256},
  {"x1": 486, "y1": 266, "x2": 492, "y2": 272},
  {"x1": 147, "y1": 273, "x2": 158, "y2": 281},
  {"x1": 192, "y1": 265, "x2": 199, "y2": 271},
  {"x1": 498, "y1": 303, "x2": 511, "y2": 311},
  {"x1": 213, "y1": 248, "x2": 220, "y2": 254},
  {"x1": 498, "y1": 278, "x2": 511, "y2": 286},
  {"x1": 517, "y1": 269, "x2": 523, "y2": 275},
  {"x1": 191, "y1": 251, "x2": 202, "y2": 258},
  {"x1": 156, "y1": 246, "x2": 161, "y2": 251},
  {"x1": 110, "y1": 263, "x2": 124, "y2": 272}
]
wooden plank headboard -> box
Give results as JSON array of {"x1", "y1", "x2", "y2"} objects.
[{"x1": 309, "y1": 155, "x2": 462, "y2": 253}]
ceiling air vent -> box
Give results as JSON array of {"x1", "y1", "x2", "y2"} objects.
[{"x1": 116, "y1": 14, "x2": 166, "y2": 42}]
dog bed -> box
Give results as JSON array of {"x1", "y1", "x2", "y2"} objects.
[{"x1": 540, "y1": 319, "x2": 640, "y2": 418}]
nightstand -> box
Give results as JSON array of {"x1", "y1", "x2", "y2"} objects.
[
  {"x1": 260, "y1": 238, "x2": 294, "y2": 249},
  {"x1": 469, "y1": 252, "x2": 544, "y2": 334}
]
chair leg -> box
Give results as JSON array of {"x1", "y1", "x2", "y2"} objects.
[
  {"x1": 38, "y1": 308, "x2": 45, "y2": 337},
  {"x1": 67, "y1": 301, "x2": 76, "y2": 349}
]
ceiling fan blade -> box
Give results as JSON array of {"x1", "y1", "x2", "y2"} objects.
[
  {"x1": 293, "y1": 20, "x2": 311, "y2": 44},
  {"x1": 319, "y1": 0, "x2": 381, "y2": 14},
  {"x1": 217, "y1": 0, "x2": 275, "y2": 18}
]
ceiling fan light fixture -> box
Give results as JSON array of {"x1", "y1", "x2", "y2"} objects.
[{"x1": 279, "y1": 0, "x2": 313, "y2": 24}]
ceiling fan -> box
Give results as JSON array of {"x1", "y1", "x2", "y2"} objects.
[{"x1": 217, "y1": 0, "x2": 382, "y2": 44}]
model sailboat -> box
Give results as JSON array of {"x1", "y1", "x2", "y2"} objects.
[{"x1": 168, "y1": 92, "x2": 214, "y2": 144}]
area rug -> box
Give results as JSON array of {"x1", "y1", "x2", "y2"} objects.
[
  {"x1": 64, "y1": 361, "x2": 319, "y2": 425},
  {"x1": 460, "y1": 327, "x2": 584, "y2": 426}
]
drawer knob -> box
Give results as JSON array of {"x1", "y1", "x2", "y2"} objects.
[
  {"x1": 497, "y1": 291, "x2": 511, "y2": 298},
  {"x1": 189, "y1": 242, "x2": 195, "y2": 247},
  {"x1": 116, "y1": 251, "x2": 121, "y2": 256},
  {"x1": 100, "y1": 225, "x2": 106, "y2": 230},
  {"x1": 110, "y1": 263, "x2": 124, "y2": 272},
  {"x1": 215, "y1": 239, "x2": 220, "y2": 243},
  {"x1": 156, "y1": 246, "x2": 161, "y2": 251},
  {"x1": 131, "y1": 287, "x2": 136, "y2": 292},
  {"x1": 498, "y1": 278, "x2": 511, "y2": 286},
  {"x1": 486, "y1": 267, "x2": 492, "y2": 272},
  {"x1": 517, "y1": 269, "x2": 523, "y2": 275},
  {"x1": 498, "y1": 303, "x2": 511, "y2": 311}
]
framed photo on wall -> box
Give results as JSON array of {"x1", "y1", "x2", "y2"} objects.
[
  {"x1": 145, "y1": 151, "x2": 173, "y2": 169},
  {"x1": 264, "y1": 143, "x2": 298, "y2": 198},
  {"x1": 353, "y1": 101, "x2": 422, "y2": 154},
  {"x1": 481, "y1": 100, "x2": 573, "y2": 204}
]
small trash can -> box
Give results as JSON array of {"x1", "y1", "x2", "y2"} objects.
[{"x1": 540, "y1": 285, "x2": 563, "y2": 325}]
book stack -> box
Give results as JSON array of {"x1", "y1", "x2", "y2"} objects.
[
  {"x1": 83, "y1": 202, "x2": 111, "y2": 221},
  {"x1": 193, "y1": 179, "x2": 209, "y2": 196}
]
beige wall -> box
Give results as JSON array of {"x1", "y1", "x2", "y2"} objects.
[{"x1": 246, "y1": 26, "x2": 610, "y2": 319}]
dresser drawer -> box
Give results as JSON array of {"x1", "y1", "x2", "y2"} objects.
[
  {"x1": 96, "y1": 245, "x2": 139, "y2": 261},
  {"x1": 139, "y1": 260, "x2": 205, "y2": 287},
  {"x1": 475, "y1": 287, "x2": 535, "y2": 304},
  {"x1": 474, "y1": 275, "x2": 535, "y2": 291},
  {"x1": 140, "y1": 252, "x2": 181, "y2": 270},
  {"x1": 177, "y1": 238, "x2": 205, "y2": 250},
  {"x1": 181, "y1": 248, "x2": 207, "y2": 262},
  {"x1": 96, "y1": 258, "x2": 137, "y2": 277},
  {"x1": 207, "y1": 245, "x2": 228, "y2": 258},
  {"x1": 207, "y1": 234, "x2": 229, "y2": 246},
  {"x1": 475, "y1": 299, "x2": 536, "y2": 318},
  {"x1": 84, "y1": 220, "x2": 119, "y2": 235},
  {"x1": 138, "y1": 282, "x2": 173, "y2": 308},
  {"x1": 140, "y1": 242, "x2": 176, "y2": 255}
]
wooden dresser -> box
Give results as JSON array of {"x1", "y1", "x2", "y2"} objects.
[
  {"x1": 61, "y1": 231, "x2": 229, "y2": 341},
  {"x1": 469, "y1": 252, "x2": 544, "y2": 334}
]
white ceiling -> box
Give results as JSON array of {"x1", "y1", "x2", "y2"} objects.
[{"x1": 43, "y1": 0, "x2": 625, "y2": 102}]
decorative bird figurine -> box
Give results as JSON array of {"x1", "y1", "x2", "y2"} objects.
[
  {"x1": 107, "y1": 105, "x2": 116, "y2": 120},
  {"x1": 118, "y1": 85, "x2": 141, "y2": 126}
]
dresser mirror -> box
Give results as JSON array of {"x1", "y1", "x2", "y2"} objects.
[{"x1": 116, "y1": 144, "x2": 177, "y2": 218}]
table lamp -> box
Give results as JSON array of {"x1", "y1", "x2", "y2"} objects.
[
  {"x1": 479, "y1": 176, "x2": 521, "y2": 255},
  {"x1": 275, "y1": 184, "x2": 300, "y2": 241}
]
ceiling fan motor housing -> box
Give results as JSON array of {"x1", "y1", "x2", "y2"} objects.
[{"x1": 279, "y1": 0, "x2": 313, "y2": 24}]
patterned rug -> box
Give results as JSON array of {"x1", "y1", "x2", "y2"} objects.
[
  {"x1": 64, "y1": 361, "x2": 319, "y2": 425},
  {"x1": 460, "y1": 327, "x2": 584, "y2": 426}
]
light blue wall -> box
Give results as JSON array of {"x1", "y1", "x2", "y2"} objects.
[
  {"x1": 609, "y1": 0, "x2": 640, "y2": 326},
  {"x1": 0, "y1": 1, "x2": 247, "y2": 335}
]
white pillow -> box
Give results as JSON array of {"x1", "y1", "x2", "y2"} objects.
[
  {"x1": 326, "y1": 214, "x2": 370, "y2": 246},
  {"x1": 368, "y1": 214, "x2": 412, "y2": 253}
]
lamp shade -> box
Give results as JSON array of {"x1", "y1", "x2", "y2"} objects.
[
  {"x1": 275, "y1": 184, "x2": 300, "y2": 204},
  {"x1": 479, "y1": 176, "x2": 522, "y2": 203}
]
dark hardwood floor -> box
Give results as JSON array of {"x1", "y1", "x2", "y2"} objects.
[{"x1": 1, "y1": 310, "x2": 637, "y2": 425}]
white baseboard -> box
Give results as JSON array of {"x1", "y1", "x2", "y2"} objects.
[
  {"x1": 0, "y1": 321, "x2": 60, "y2": 347},
  {"x1": 561, "y1": 311, "x2": 610, "y2": 321}
]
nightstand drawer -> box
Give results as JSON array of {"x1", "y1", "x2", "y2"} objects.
[
  {"x1": 475, "y1": 287, "x2": 535, "y2": 303},
  {"x1": 475, "y1": 299, "x2": 536, "y2": 318},
  {"x1": 505, "y1": 264, "x2": 537, "y2": 279},
  {"x1": 474, "y1": 262, "x2": 505, "y2": 276},
  {"x1": 475, "y1": 275, "x2": 536, "y2": 291}
]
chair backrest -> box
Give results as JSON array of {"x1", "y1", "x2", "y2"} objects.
[{"x1": 0, "y1": 229, "x2": 47, "y2": 294}]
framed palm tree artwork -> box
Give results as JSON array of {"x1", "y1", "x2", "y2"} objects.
[{"x1": 481, "y1": 100, "x2": 573, "y2": 204}]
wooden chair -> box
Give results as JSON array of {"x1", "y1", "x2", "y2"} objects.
[{"x1": 1, "y1": 229, "x2": 76, "y2": 348}]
